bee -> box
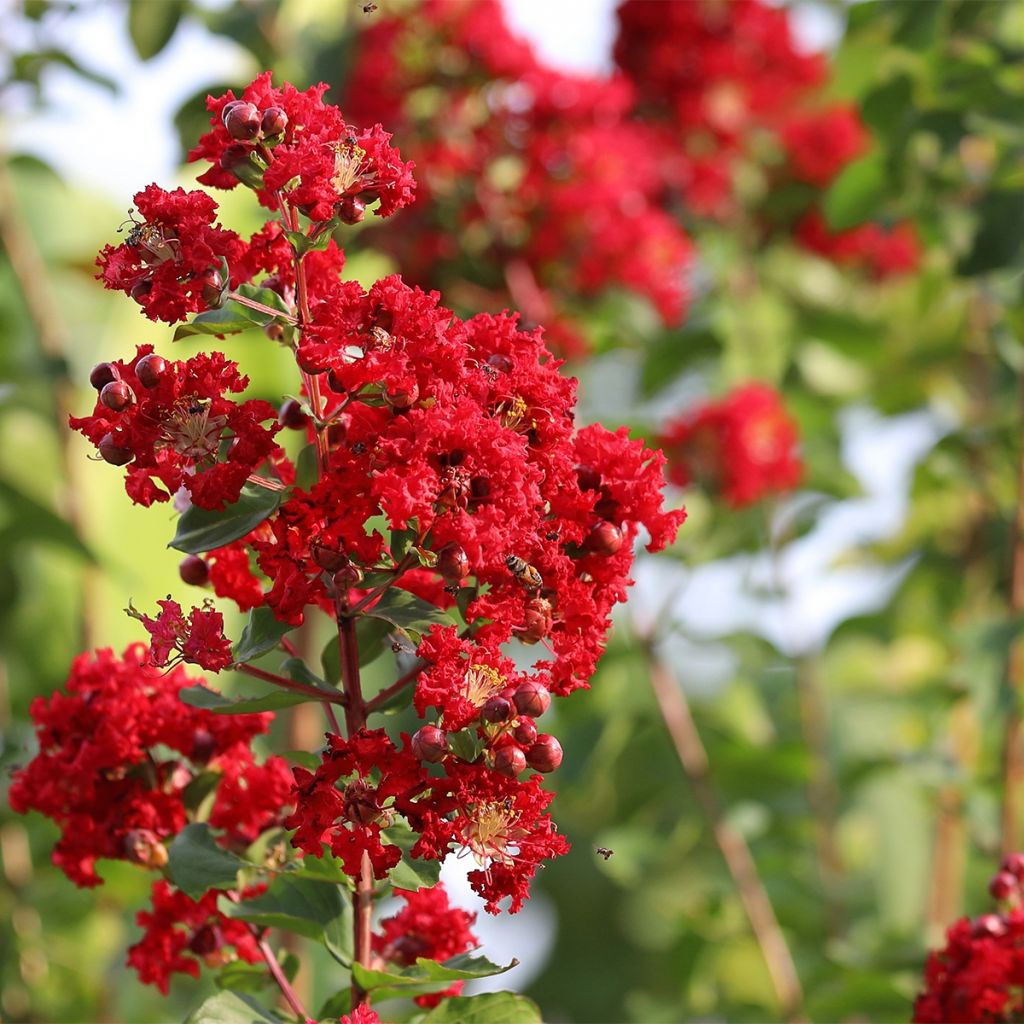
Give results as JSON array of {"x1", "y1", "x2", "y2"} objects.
[
  {"x1": 505, "y1": 554, "x2": 542, "y2": 591},
  {"x1": 362, "y1": 2, "x2": 377, "y2": 10},
  {"x1": 596, "y1": 847, "x2": 614, "y2": 860}
]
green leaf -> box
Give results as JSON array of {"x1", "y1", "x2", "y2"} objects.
[
  {"x1": 172, "y1": 301, "x2": 264, "y2": 341},
  {"x1": 383, "y1": 820, "x2": 441, "y2": 890},
  {"x1": 294, "y1": 444, "x2": 319, "y2": 491},
  {"x1": 351, "y1": 953, "x2": 518, "y2": 1002},
  {"x1": 182, "y1": 770, "x2": 222, "y2": 821},
  {"x1": 447, "y1": 729, "x2": 484, "y2": 763},
  {"x1": 285, "y1": 224, "x2": 338, "y2": 256},
  {"x1": 179, "y1": 685, "x2": 314, "y2": 715},
  {"x1": 170, "y1": 484, "x2": 282, "y2": 554},
  {"x1": 367, "y1": 589, "x2": 454, "y2": 642},
  {"x1": 167, "y1": 824, "x2": 245, "y2": 899},
  {"x1": 233, "y1": 606, "x2": 292, "y2": 664},
  {"x1": 185, "y1": 991, "x2": 282, "y2": 1024},
  {"x1": 421, "y1": 992, "x2": 541, "y2": 1024},
  {"x1": 224, "y1": 875, "x2": 352, "y2": 963},
  {"x1": 128, "y1": 0, "x2": 184, "y2": 59},
  {"x1": 280, "y1": 656, "x2": 329, "y2": 689},
  {"x1": 822, "y1": 152, "x2": 888, "y2": 231},
  {"x1": 234, "y1": 283, "x2": 293, "y2": 321}
]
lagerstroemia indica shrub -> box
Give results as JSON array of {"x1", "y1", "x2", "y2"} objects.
[{"x1": 10, "y1": 73, "x2": 684, "y2": 1021}]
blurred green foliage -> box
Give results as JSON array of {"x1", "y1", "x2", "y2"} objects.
[{"x1": 4, "y1": 0, "x2": 1024, "y2": 1021}]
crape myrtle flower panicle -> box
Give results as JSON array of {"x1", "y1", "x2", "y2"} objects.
[
  {"x1": 374, "y1": 884, "x2": 479, "y2": 1007},
  {"x1": 97, "y1": 185, "x2": 243, "y2": 323},
  {"x1": 188, "y1": 72, "x2": 416, "y2": 223},
  {"x1": 660, "y1": 384, "x2": 802, "y2": 508},
  {"x1": 129, "y1": 598, "x2": 234, "y2": 673},
  {"x1": 795, "y1": 209, "x2": 922, "y2": 279},
  {"x1": 8, "y1": 645, "x2": 288, "y2": 886},
  {"x1": 913, "y1": 854, "x2": 1024, "y2": 1023},
  {"x1": 127, "y1": 881, "x2": 262, "y2": 994},
  {"x1": 70, "y1": 345, "x2": 282, "y2": 510}
]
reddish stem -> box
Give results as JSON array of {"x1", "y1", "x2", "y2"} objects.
[
  {"x1": 255, "y1": 932, "x2": 315, "y2": 1024},
  {"x1": 226, "y1": 289, "x2": 298, "y2": 324},
  {"x1": 235, "y1": 662, "x2": 347, "y2": 707}
]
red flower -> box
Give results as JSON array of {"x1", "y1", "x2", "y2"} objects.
[
  {"x1": 127, "y1": 881, "x2": 261, "y2": 994},
  {"x1": 660, "y1": 384, "x2": 802, "y2": 507},
  {"x1": 796, "y1": 209, "x2": 921, "y2": 279},
  {"x1": 780, "y1": 105, "x2": 868, "y2": 187},
  {"x1": 9, "y1": 645, "x2": 276, "y2": 886},
  {"x1": 130, "y1": 598, "x2": 234, "y2": 673},
  {"x1": 374, "y1": 884, "x2": 478, "y2": 1007},
  {"x1": 69, "y1": 346, "x2": 282, "y2": 510},
  {"x1": 96, "y1": 185, "x2": 243, "y2": 323}
]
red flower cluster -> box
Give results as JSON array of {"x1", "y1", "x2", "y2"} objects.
[
  {"x1": 660, "y1": 384, "x2": 802, "y2": 507},
  {"x1": 189, "y1": 71, "x2": 416, "y2": 223},
  {"x1": 344, "y1": 0, "x2": 693, "y2": 354},
  {"x1": 127, "y1": 881, "x2": 262, "y2": 995},
  {"x1": 69, "y1": 345, "x2": 281, "y2": 509},
  {"x1": 129, "y1": 598, "x2": 234, "y2": 673},
  {"x1": 914, "y1": 854, "x2": 1024, "y2": 1023},
  {"x1": 780, "y1": 105, "x2": 868, "y2": 187},
  {"x1": 97, "y1": 185, "x2": 242, "y2": 323},
  {"x1": 795, "y1": 209, "x2": 923, "y2": 280},
  {"x1": 374, "y1": 884, "x2": 478, "y2": 1006},
  {"x1": 9, "y1": 645, "x2": 291, "y2": 887}
]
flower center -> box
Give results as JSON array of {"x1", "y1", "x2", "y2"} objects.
[
  {"x1": 159, "y1": 398, "x2": 228, "y2": 461},
  {"x1": 462, "y1": 664, "x2": 505, "y2": 708},
  {"x1": 463, "y1": 800, "x2": 521, "y2": 867}
]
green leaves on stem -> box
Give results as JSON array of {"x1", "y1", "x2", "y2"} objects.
[{"x1": 171, "y1": 483, "x2": 281, "y2": 554}]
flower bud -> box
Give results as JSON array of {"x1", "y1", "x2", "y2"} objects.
[
  {"x1": 279, "y1": 398, "x2": 309, "y2": 430},
  {"x1": 260, "y1": 106, "x2": 288, "y2": 138},
  {"x1": 130, "y1": 276, "x2": 153, "y2": 302},
  {"x1": 265, "y1": 322, "x2": 286, "y2": 342},
  {"x1": 437, "y1": 543, "x2": 470, "y2": 582},
  {"x1": 188, "y1": 924, "x2": 222, "y2": 956},
  {"x1": 339, "y1": 195, "x2": 366, "y2": 225},
  {"x1": 327, "y1": 369, "x2": 348, "y2": 394},
  {"x1": 412, "y1": 725, "x2": 448, "y2": 763},
  {"x1": 98, "y1": 432, "x2": 133, "y2": 466},
  {"x1": 179, "y1": 555, "x2": 210, "y2": 586},
  {"x1": 594, "y1": 487, "x2": 619, "y2": 521},
  {"x1": 89, "y1": 362, "x2": 117, "y2": 390},
  {"x1": 526, "y1": 734, "x2": 563, "y2": 773},
  {"x1": 513, "y1": 717, "x2": 537, "y2": 746},
  {"x1": 493, "y1": 745, "x2": 527, "y2": 777},
  {"x1": 586, "y1": 520, "x2": 623, "y2": 556},
  {"x1": 199, "y1": 267, "x2": 224, "y2": 308},
  {"x1": 343, "y1": 779, "x2": 381, "y2": 824},
  {"x1": 311, "y1": 541, "x2": 349, "y2": 573},
  {"x1": 332, "y1": 563, "x2": 364, "y2": 589},
  {"x1": 123, "y1": 829, "x2": 169, "y2": 869},
  {"x1": 990, "y1": 871, "x2": 1018, "y2": 901},
  {"x1": 296, "y1": 348, "x2": 329, "y2": 375},
  {"x1": 224, "y1": 101, "x2": 260, "y2": 140},
  {"x1": 481, "y1": 696, "x2": 513, "y2": 724},
  {"x1": 973, "y1": 913, "x2": 1008, "y2": 938},
  {"x1": 100, "y1": 380, "x2": 135, "y2": 412},
  {"x1": 220, "y1": 99, "x2": 245, "y2": 124},
  {"x1": 219, "y1": 142, "x2": 252, "y2": 172},
  {"x1": 135, "y1": 353, "x2": 168, "y2": 389},
  {"x1": 190, "y1": 727, "x2": 216, "y2": 764},
  {"x1": 326, "y1": 416, "x2": 350, "y2": 447},
  {"x1": 513, "y1": 680, "x2": 551, "y2": 718},
  {"x1": 385, "y1": 381, "x2": 419, "y2": 410},
  {"x1": 575, "y1": 464, "x2": 601, "y2": 492},
  {"x1": 1002, "y1": 852, "x2": 1024, "y2": 879}
]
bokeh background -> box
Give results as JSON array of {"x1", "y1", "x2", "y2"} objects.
[{"x1": 3, "y1": 0, "x2": 1024, "y2": 1021}]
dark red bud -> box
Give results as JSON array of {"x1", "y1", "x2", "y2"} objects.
[
  {"x1": 332, "y1": 563, "x2": 364, "y2": 589},
  {"x1": 200, "y1": 267, "x2": 224, "y2": 308},
  {"x1": 135, "y1": 353, "x2": 168, "y2": 389},
  {"x1": 412, "y1": 726, "x2": 448, "y2": 763},
  {"x1": 130, "y1": 277, "x2": 153, "y2": 302},
  {"x1": 526, "y1": 734, "x2": 563, "y2": 773},
  {"x1": 98, "y1": 433, "x2": 133, "y2": 466},
  {"x1": 586, "y1": 520, "x2": 624, "y2": 556},
  {"x1": 513, "y1": 680, "x2": 551, "y2": 718},
  {"x1": 990, "y1": 871, "x2": 1018, "y2": 901},
  {"x1": 219, "y1": 142, "x2": 252, "y2": 172},
  {"x1": 973, "y1": 913, "x2": 1008, "y2": 937},
  {"x1": 594, "y1": 487, "x2": 619, "y2": 521},
  {"x1": 296, "y1": 348, "x2": 329, "y2": 375},
  {"x1": 338, "y1": 195, "x2": 366, "y2": 225},
  {"x1": 487, "y1": 353, "x2": 513, "y2": 374},
  {"x1": 1002, "y1": 853, "x2": 1024, "y2": 879},
  {"x1": 123, "y1": 829, "x2": 168, "y2": 868},
  {"x1": 470, "y1": 475, "x2": 491, "y2": 500},
  {"x1": 385, "y1": 382, "x2": 419, "y2": 410},
  {"x1": 575, "y1": 464, "x2": 601, "y2": 491},
  {"x1": 220, "y1": 99, "x2": 245, "y2": 124},
  {"x1": 188, "y1": 924, "x2": 222, "y2": 956},
  {"x1": 279, "y1": 398, "x2": 309, "y2": 430},
  {"x1": 437, "y1": 543, "x2": 470, "y2": 582},
  {"x1": 100, "y1": 380, "x2": 135, "y2": 412},
  {"x1": 224, "y1": 101, "x2": 260, "y2": 140},
  {"x1": 327, "y1": 369, "x2": 348, "y2": 394},
  {"x1": 326, "y1": 416, "x2": 350, "y2": 446},
  {"x1": 190, "y1": 727, "x2": 216, "y2": 764},
  {"x1": 89, "y1": 362, "x2": 117, "y2": 390},
  {"x1": 493, "y1": 745, "x2": 526, "y2": 777},
  {"x1": 513, "y1": 717, "x2": 538, "y2": 746},
  {"x1": 260, "y1": 106, "x2": 288, "y2": 138},
  {"x1": 179, "y1": 555, "x2": 210, "y2": 586},
  {"x1": 312, "y1": 542, "x2": 349, "y2": 573},
  {"x1": 481, "y1": 696, "x2": 513, "y2": 724}
]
